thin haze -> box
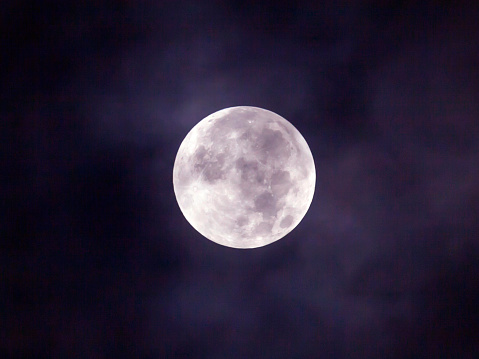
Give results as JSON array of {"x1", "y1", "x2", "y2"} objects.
[{"x1": 2, "y1": 1, "x2": 478, "y2": 358}]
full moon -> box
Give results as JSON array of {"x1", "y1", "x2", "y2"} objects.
[{"x1": 173, "y1": 106, "x2": 315, "y2": 248}]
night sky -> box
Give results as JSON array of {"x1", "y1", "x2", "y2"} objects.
[{"x1": 3, "y1": 1, "x2": 479, "y2": 358}]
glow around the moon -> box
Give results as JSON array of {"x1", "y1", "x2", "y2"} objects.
[{"x1": 173, "y1": 106, "x2": 315, "y2": 249}]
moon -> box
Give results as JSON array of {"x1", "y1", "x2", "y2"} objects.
[{"x1": 173, "y1": 106, "x2": 315, "y2": 249}]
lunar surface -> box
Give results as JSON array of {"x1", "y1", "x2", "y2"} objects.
[{"x1": 173, "y1": 106, "x2": 315, "y2": 248}]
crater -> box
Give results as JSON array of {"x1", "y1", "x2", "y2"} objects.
[
  {"x1": 236, "y1": 157, "x2": 265, "y2": 184},
  {"x1": 253, "y1": 221, "x2": 273, "y2": 236},
  {"x1": 213, "y1": 110, "x2": 252, "y2": 134},
  {"x1": 193, "y1": 146, "x2": 227, "y2": 184},
  {"x1": 271, "y1": 170, "x2": 292, "y2": 198},
  {"x1": 193, "y1": 145, "x2": 207, "y2": 162},
  {"x1": 236, "y1": 216, "x2": 249, "y2": 227},
  {"x1": 280, "y1": 215, "x2": 294, "y2": 229},
  {"x1": 259, "y1": 128, "x2": 290, "y2": 159},
  {"x1": 254, "y1": 192, "x2": 277, "y2": 218}
]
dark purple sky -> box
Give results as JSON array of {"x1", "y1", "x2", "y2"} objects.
[{"x1": 2, "y1": 1, "x2": 479, "y2": 358}]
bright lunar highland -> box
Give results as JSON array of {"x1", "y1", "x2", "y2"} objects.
[{"x1": 173, "y1": 106, "x2": 315, "y2": 248}]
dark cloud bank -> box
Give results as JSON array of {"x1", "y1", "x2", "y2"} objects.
[{"x1": 2, "y1": 1, "x2": 478, "y2": 358}]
